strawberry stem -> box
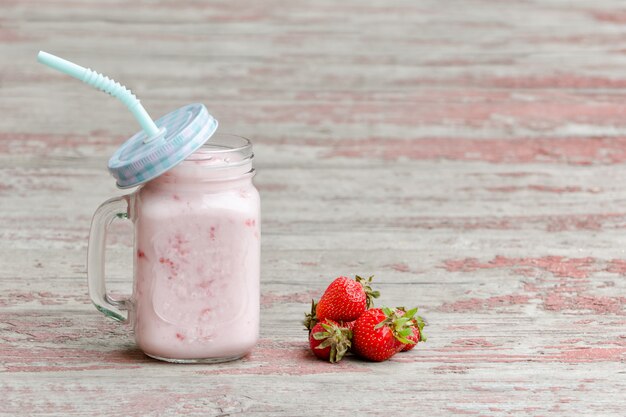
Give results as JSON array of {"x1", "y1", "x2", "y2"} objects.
[
  {"x1": 303, "y1": 299, "x2": 318, "y2": 333},
  {"x1": 376, "y1": 306, "x2": 420, "y2": 344},
  {"x1": 396, "y1": 306, "x2": 427, "y2": 343},
  {"x1": 312, "y1": 321, "x2": 353, "y2": 363},
  {"x1": 356, "y1": 275, "x2": 380, "y2": 308}
]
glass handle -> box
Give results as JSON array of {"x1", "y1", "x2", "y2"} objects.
[{"x1": 87, "y1": 195, "x2": 131, "y2": 322}]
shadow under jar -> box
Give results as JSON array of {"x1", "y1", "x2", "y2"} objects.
[{"x1": 88, "y1": 134, "x2": 260, "y2": 363}]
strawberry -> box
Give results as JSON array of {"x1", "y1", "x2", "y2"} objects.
[
  {"x1": 352, "y1": 307, "x2": 418, "y2": 362},
  {"x1": 341, "y1": 320, "x2": 356, "y2": 331},
  {"x1": 316, "y1": 275, "x2": 380, "y2": 322},
  {"x1": 309, "y1": 319, "x2": 352, "y2": 363},
  {"x1": 304, "y1": 299, "x2": 356, "y2": 333},
  {"x1": 402, "y1": 315, "x2": 426, "y2": 352},
  {"x1": 402, "y1": 327, "x2": 420, "y2": 351},
  {"x1": 395, "y1": 307, "x2": 427, "y2": 352}
]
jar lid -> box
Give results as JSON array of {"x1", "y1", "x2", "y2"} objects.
[{"x1": 108, "y1": 103, "x2": 218, "y2": 188}]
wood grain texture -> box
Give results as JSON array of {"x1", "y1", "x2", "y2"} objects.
[{"x1": 1, "y1": 0, "x2": 626, "y2": 415}]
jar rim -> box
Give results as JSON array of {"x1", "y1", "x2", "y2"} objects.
[{"x1": 186, "y1": 133, "x2": 253, "y2": 161}]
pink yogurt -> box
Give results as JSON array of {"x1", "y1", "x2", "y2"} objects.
[{"x1": 129, "y1": 135, "x2": 260, "y2": 362}]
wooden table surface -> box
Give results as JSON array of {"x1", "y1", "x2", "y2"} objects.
[{"x1": 1, "y1": 1, "x2": 625, "y2": 416}]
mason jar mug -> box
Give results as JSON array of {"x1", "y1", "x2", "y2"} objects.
[{"x1": 87, "y1": 134, "x2": 260, "y2": 363}]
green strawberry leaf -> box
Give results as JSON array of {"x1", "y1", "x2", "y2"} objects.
[
  {"x1": 317, "y1": 339, "x2": 333, "y2": 349},
  {"x1": 403, "y1": 307, "x2": 418, "y2": 319},
  {"x1": 312, "y1": 331, "x2": 331, "y2": 340},
  {"x1": 374, "y1": 320, "x2": 386, "y2": 330},
  {"x1": 321, "y1": 323, "x2": 335, "y2": 332},
  {"x1": 303, "y1": 299, "x2": 318, "y2": 333},
  {"x1": 396, "y1": 317, "x2": 411, "y2": 327},
  {"x1": 398, "y1": 328, "x2": 411, "y2": 337},
  {"x1": 356, "y1": 275, "x2": 380, "y2": 308},
  {"x1": 336, "y1": 344, "x2": 348, "y2": 357}
]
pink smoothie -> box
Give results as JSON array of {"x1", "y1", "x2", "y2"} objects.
[{"x1": 130, "y1": 144, "x2": 260, "y2": 361}]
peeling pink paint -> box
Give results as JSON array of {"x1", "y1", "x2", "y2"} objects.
[
  {"x1": 309, "y1": 136, "x2": 626, "y2": 165},
  {"x1": 431, "y1": 365, "x2": 471, "y2": 374},
  {"x1": 485, "y1": 185, "x2": 520, "y2": 192},
  {"x1": 486, "y1": 74, "x2": 626, "y2": 89},
  {"x1": 392, "y1": 213, "x2": 624, "y2": 232},
  {"x1": 107, "y1": 385, "x2": 239, "y2": 417},
  {"x1": 450, "y1": 338, "x2": 496, "y2": 348},
  {"x1": 0, "y1": 291, "x2": 89, "y2": 308},
  {"x1": 486, "y1": 185, "x2": 598, "y2": 194},
  {"x1": 543, "y1": 294, "x2": 625, "y2": 315},
  {"x1": 516, "y1": 267, "x2": 542, "y2": 278},
  {"x1": 0, "y1": 26, "x2": 33, "y2": 42},
  {"x1": 5, "y1": 364, "x2": 142, "y2": 372},
  {"x1": 439, "y1": 295, "x2": 530, "y2": 313},
  {"x1": 0, "y1": 131, "x2": 116, "y2": 155},
  {"x1": 444, "y1": 256, "x2": 595, "y2": 278},
  {"x1": 529, "y1": 185, "x2": 592, "y2": 193},
  {"x1": 2, "y1": 346, "x2": 148, "y2": 372},
  {"x1": 0, "y1": 183, "x2": 13, "y2": 192},
  {"x1": 560, "y1": 338, "x2": 583, "y2": 344},
  {"x1": 606, "y1": 259, "x2": 626, "y2": 275},
  {"x1": 590, "y1": 10, "x2": 626, "y2": 24},
  {"x1": 440, "y1": 338, "x2": 499, "y2": 352},
  {"x1": 445, "y1": 325, "x2": 479, "y2": 331},
  {"x1": 385, "y1": 263, "x2": 411, "y2": 273},
  {"x1": 523, "y1": 282, "x2": 540, "y2": 291},
  {"x1": 442, "y1": 256, "x2": 625, "y2": 314},
  {"x1": 494, "y1": 172, "x2": 546, "y2": 178},
  {"x1": 444, "y1": 406, "x2": 478, "y2": 415},
  {"x1": 551, "y1": 347, "x2": 626, "y2": 363},
  {"x1": 197, "y1": 340, "x2": 370, "y2": 376},
  {"x1": 396, "y1": 348, "x2": 626, "y2": 364}
]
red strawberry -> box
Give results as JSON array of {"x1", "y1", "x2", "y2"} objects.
[
  {"x1": 395, "y1": 307, "x2": 427, "y2": 352},
  {"x1": 304, "y1": 300, "x2": 356, "y2": 334},
  {"x1": 401, "y1": 328, "x2": 419, "y2": 351},
  {"x1": 309, "y1": 319, "x2": 352, "y2": 363},
  {"x1": 402, "y1": 316, "x2": 426, "y2": 352},
  {"x1": 342, "y1": 320, "x2": 356, "y2": 331},
  {"x1": 352, "y1": 307, "x2": 417, "y2": 362},
  {"x1": 316, "y1": 275, "x2": 380, "y2": 322}
]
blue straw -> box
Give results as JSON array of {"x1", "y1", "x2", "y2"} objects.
[{"x1": 37, "y1": 51, "x2": 160, "y2": 138}]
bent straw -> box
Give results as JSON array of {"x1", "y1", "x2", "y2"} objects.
[{"x1": 37, "y1": 51, "x2": 160, "y2": 138}]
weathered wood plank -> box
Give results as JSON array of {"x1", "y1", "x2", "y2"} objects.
[{"x1": 1, "y1": 0, "x2": 626, "y2": 416}]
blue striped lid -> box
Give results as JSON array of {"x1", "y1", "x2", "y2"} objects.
[{"x1": 108, "y1": 103, "x2": 218, "y2": 188}]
